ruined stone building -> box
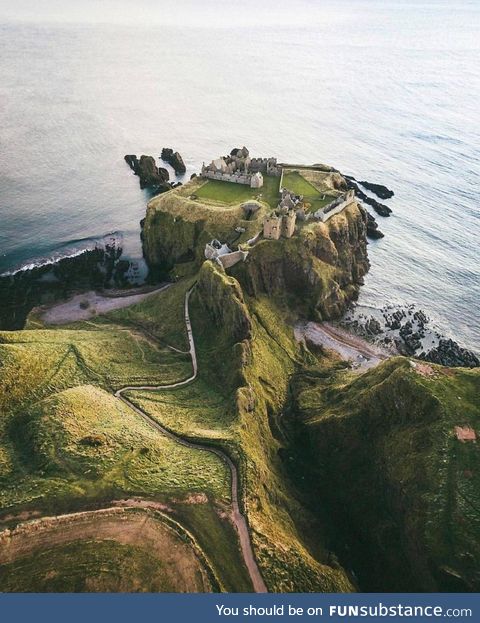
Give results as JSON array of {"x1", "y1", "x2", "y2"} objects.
[
  {"x1": 263, "y1": 210, "x2": 296, "y2": 240},
  {"x1": 200, "y1": 147, "x2": 280, "y2": 188}
]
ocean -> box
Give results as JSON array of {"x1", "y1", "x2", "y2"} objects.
[{"x1": 0, "y1": 0, "x2": 479, "y2": 349}]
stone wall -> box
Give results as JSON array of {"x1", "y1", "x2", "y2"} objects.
[
  {"x1": 314, "y1": 190, "x2": 355, "y2": 223},
  {"x1": 218, "y1": 250, "x2": 249, "y2": 269},
  {"x1": 201, "y1": 171, "x2": 251, "y2": 185}
]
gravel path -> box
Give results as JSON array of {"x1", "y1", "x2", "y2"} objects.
[{"x1": 116, "y1": 287, "x2": 267, "y2": 593}]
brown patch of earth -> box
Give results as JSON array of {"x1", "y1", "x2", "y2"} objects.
[
  {"x1": 410, "y1": 361, "x2": 436, "y2": 377},
  {"x1": 454, "y1": 426, "x2": 477, "y2": 442},
  {"x1": 0, "y1": 507, "x2": 212, "y2": 592}
]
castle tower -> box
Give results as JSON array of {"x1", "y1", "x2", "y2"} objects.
[
  {"x1": 250, "y1": 172, "x2": 264, "y2": 189},
  {"x1": 263, "y1": 213, "x2": 282, "y2": 240},
  {"x1": 282, "y1": 210, "x2": 296, "y2": 238}
]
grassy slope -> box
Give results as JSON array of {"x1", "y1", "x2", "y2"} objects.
[
  {"x1": 0, "y1": 540, "x2": 176, "y2": 592},
  {"x1": 0, "y1": 282, "x2": 254, "y2": 592},
  {"x1": 291, "y1": 357, "x2": 480, "y2": 591},
  {"x1": 0, "y1": 538, "x2": 209, "y2": 593},
  {"x1": 137, "y1": 262, "x2": 353, "y2": 592},
  {"x1": 282, "y1": 171, "x2": 335, "y2": 213}
]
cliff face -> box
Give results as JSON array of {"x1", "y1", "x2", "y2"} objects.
[
  {"x1": 142, "y1": 208, "x2": 207, "y2": 273},
  {"x1": 142, "y1": 183, "x2": 259, "y2": 276},
  {"x1": 143, "y1": 181, "x2": 369, "y2": 321},
  {"x1": 195, "y1": 261, "x2": 252, "y2": 343},
  {"x1": 191, "y1": 262, "x2": 354, "y2": 592},
  {"x1": 232, "y1": 203, "x2": 369, "y2": 320},
  {"x1": 290, "y1": 358, "x2": 480, "y2": 592}
]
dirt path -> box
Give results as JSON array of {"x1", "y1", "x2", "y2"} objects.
[
  {"x1": 115, "y1": 287, "x2": 267, "y2": 593},
  {"x1": 38, "y1": 284, "x2": 171, "y2": 326},
  {"x1": 295, "y1": 320, "x2": 390, "y2": 370}
]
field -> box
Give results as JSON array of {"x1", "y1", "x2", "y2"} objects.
[
  {"x1": 195, "y1": 176, "x2": 280, "y2": 208},
  {"x1": 282, "y1": 170, "x2": 335, "y2": 213},
  {"x1": 0, "y1": 508, "x2": 213, "y2": 592}
]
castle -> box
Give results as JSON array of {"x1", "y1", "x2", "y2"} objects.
[
  {"x1": 262, "y1": 189, "x2": 302, "y2": 240},
  {"x1": 199, "y1": 149, "x2": 356, "y2": 252},
  {"x1": 263, "y1": 210, "x2": 296, "y2": 240},
  {"x1": 200, "y1": 146, "x2": 281, "y2": 189}
]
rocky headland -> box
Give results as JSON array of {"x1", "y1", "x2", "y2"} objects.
[{"x1": 2, "y1": 150, "x2": 479, "y2": 594}]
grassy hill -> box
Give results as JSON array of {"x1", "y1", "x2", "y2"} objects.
[
  {"x1": 290, "y1": 357, "x2": 480, "y2": 591},
  {"x1": 0, "y1": 281, "x2": 252, "y2": 592}
]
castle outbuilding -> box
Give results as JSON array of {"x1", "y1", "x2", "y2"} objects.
[
  {"x1": 250, "y1": 172, "x2": 263, "y2": 189},
  {"x1": 263, "y1": 210, "x2": 296, "y2": 240}
]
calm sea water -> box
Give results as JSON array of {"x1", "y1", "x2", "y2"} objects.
[{"x1": 0, "y1": 1, "x2": 479, "y2": 349}]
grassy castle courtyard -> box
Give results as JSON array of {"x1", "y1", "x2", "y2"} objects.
[{"x1": 195, "y1": 175, "x2": 280, "y2": 208}]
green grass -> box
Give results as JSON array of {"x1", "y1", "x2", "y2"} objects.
[
  {"x1": 1, "y1": 384, "x2": 229, "y2": 514},
  {"x1": 0, "y1": 326, "x2": 191, "y2": 393},
  {"x1": 128, "y1": 379, "x2": 235, "y2": 442},
  {"x1": 183, "y1": 262, "x2": 354, "y2": 592},
  {"x1": 0, "y1": 540, "x2": 179, "y2": 592},
  {"x1": 102, "y1": 279, "x2": 193, "y2": 351},
  {"x1": 0, "y1": 279, "x2": 258, "y2": 591},
  {"x1": 291, "y1": 358, "x2": 480, "y2": 591},
  {"x1": 171, "y1": 503, "x2": 253, "y2": 592},
  {"x1": 196, "y1": 176, "x2": 280, "y2": 208},
  {"x1": 282, "y1": 171, "x2": 335, "y2": 213}
]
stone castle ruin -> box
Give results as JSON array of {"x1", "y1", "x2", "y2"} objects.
[
  {"x1": 200, "y1": 152, "x2": 356, "y2": 270},
  {"x1": 204, "y1": 238, "x2": 249, "y2": 269},
  {"x1": 200, "y1": 146, "x2": 281, "y2": 189}
]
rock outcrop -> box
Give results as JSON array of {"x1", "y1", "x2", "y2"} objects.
[
  {"x1": 420, "y1": 338, "x2": 480, "y2": 368},
  {"x1": 195, "y1": 261, "x2": 252, "y2": 343},
  {"x1": 161, "y1": 148, "x2": 186, "y2": 175},
  {"x1": 124, "y1": 154, "x2": 170, "y2": 191},
  {"x1": 342, "y1": 304, "x2": 480, "y2": 368},
  {"x1": 345, "y1": 176, "x2": 392, "y2": 216},
  {"x1": 359, "y1": 205, "x2": 384, "y2": 239},
  {"x1": 358, "y1": 180, "x2": 394, "y2": 199}
]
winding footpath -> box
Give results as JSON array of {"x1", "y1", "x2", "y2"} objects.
[{"x1": 115, "y1": 288, "x2": 267, "y2": 593}]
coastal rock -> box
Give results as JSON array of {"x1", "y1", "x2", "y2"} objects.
[
  {"x1": 420, "y1": 339, "x2": 480, "y2": 368},
  {"x1": 358, "y1": 180, "x2": 394, "y2": 200},
  {"x1": 124, "y1": 154, "x2": 139, "y2": 173},
  {"x1": 0, "y1": 239, "x2": 128, "y2": 330},
  {"x1": 346, "y1": 177, "x2": 392, "y2": 216},
  {"x1": 359, "y1": 205, "x2": 384, "y2": 239},
  {"x1": 124, "y1": 154, "x2": 170, "y2": 191},
  {"x1": 343, "y1": 303, "x2": 479, "y2": 368},
  {"x1": 161, "y1": 148, "x2": 186, "y2": 175},
  {"x1": 137, "y1": 155, "x2": 169, "y2": 189}
]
